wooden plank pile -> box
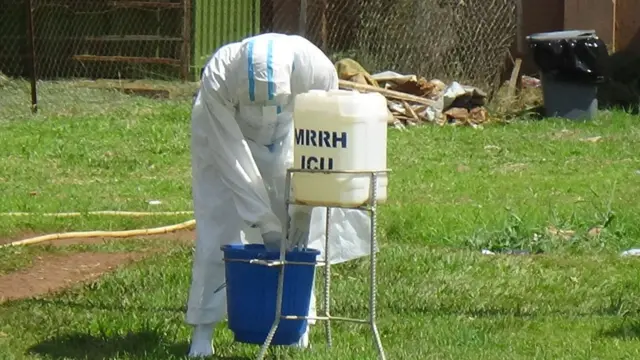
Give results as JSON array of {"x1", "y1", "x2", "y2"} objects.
[{"x1": 336, "y1": 58, "x2": 492, "y2": 129}]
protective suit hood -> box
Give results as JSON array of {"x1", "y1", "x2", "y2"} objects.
[{"x1": 235, "y1": 34, "x2": 295, "y2": 107}]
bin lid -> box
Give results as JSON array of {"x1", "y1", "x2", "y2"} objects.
[{"x1": 526, "y1": 30, "x2": 597, "y2": 42}]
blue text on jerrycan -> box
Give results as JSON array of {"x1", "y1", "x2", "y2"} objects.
[{"x1": 295, "y1": 128, "x2": 348, "y2": 170}]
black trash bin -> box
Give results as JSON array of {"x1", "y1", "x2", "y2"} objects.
[{"x1": 527, "y1": 30, "x2": 609, "y2": 120}]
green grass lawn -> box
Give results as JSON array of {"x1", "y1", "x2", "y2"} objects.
[{"x1": 1, "y1": 94, "x2": 640, "y2": 359}]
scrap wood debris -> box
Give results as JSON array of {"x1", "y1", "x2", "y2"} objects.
[{"x1": 335, "y1": 58, "x2": 492, "y2": 130}]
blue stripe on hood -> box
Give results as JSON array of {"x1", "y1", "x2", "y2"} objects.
[
  {"x1": 267, "y1": 39, "x2": 274, "y2": 100},
  {"x1": 247, "y1": 39, "x2": 256, "y2": 102}
]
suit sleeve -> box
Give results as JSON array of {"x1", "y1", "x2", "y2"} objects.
[{"x1": 194, "y1": 47, "x2": 282, "y2": 235}]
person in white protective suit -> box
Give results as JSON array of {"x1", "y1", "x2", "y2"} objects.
[{"x1": 186, "y1": 33, "x2": 373, "y2": 357}]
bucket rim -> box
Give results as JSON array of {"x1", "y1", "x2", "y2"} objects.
[{"x1": 221, "y1": 244, "x2": 321, "y2": 257}]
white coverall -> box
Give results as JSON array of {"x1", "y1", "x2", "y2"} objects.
[{"x1": 187, "y1": 33, "x2": 372, "y2": 356}]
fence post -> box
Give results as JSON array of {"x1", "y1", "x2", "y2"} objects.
[
  {"x1": 25, "y1": 0, "x2": 38, "y2": 113},
  {"x1": 516, "y1": 0, "x2": 524, "y2": 54},
  {"x1": 320, "y1": 0, "x2": 327, "y2": 51},
  {"x1": 181, "y1": 0, "x2": 192, "y2": 81},
  {"x1": 299, "y1": 0, "x2": 307, "y2": 37},
  {"x1": 260, "y1": 0, "x2": 273, "y2": 33}
]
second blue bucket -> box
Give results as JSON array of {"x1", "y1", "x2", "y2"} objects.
[{"x1": 222, "y1": 244, "x2": 320, "y2": 345}]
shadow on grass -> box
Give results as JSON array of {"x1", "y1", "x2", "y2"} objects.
[
  {"x1": 599, "y1": 320, "x2": 640, "y2": 340},
  {"x1": 28, "y1": 331, "x2": 250, "y2": 360}
]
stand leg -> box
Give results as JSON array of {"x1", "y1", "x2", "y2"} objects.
[
  {"x1": 258, "y1": 169, "x2": 387, "y2": 359},
  {"x1": 369, "y1": 173, "x2": 386, "y2": 360},
  {"x1": 323, "y1": 207, "x2": 333, "y2": 348},
  {"x1": 256, "y1": 264, "x2": 286, "y2": 360},
  {"x1": 257, "y1": 171, "x2": 294, "y2": 359}
]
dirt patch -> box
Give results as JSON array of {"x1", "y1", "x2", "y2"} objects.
[
  {"x1": 0, "y1": 252, "x2": 146, "y2": 303},
  {"x1": 0, "y1": 229, "x2": 194, "y2": 301},
  {"x1": 495, "y1": 162, "x2": 528, "y2": 174},
  {"x1": 0, "y1": 229, "x2": 195, "y2": 247}
]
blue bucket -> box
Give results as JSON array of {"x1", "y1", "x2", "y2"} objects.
[{"x1": 222, "y1": 244, "x2": 320, "y2": 345}]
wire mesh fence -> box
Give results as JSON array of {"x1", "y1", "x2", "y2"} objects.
[
  {"x1": 33, "y1": 0, "x2": 189, "y2": 80},
  {"x1": 292, "y1": 0, "x2": 518, "y2": 92},
  {"x1": 1, "y1": 0, "x2": 517, "y2": 119},
  {"x1": 0, "y1": 0, "x2": 33, "y2": 116},
  {"x1": 1, "y1": 0, "x2": 193, "y2": 119}
]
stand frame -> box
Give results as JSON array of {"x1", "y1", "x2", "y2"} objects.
[{"x1": 251, "y1": 168, "x2": 389, "y2": 360}]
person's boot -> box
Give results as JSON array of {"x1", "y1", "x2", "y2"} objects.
[{"x1": 188, "y1": 323, "x2": 215, "y2": 357}]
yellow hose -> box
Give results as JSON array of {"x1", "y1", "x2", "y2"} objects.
[
  {"x1": 0, "y1": 211, "x2": 195, "y2": 248},
  {"x1": 0, "y1": 211, "x2": 193, "y2": 217}
]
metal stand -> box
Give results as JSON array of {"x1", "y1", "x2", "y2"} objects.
[{"x1": 254, "y1": 168, "x2": 389, "y2": 360}]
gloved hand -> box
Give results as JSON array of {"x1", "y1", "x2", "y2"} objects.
[
  {"x1": 262, "y1": 231, "x2": 283, "y2": 252},
  {"x1": 290, "y1": 206, "x2": 312, "y2": 249},
  {"x1": 291, "y1": 227, "x2": 310, "y2": 249}
]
